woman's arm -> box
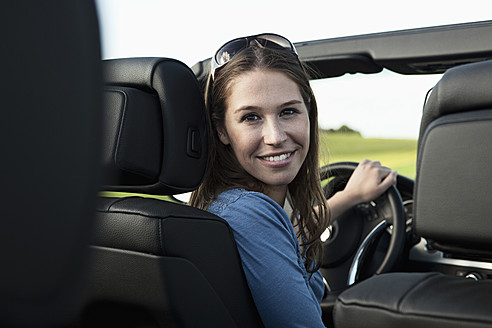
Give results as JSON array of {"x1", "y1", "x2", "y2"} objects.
[
  {"x1": 326, "y1": 159, "x2": 397, "y2": 221},
  {"x1": 217, "y1": 192, "x2": 327, "y2": 328}
]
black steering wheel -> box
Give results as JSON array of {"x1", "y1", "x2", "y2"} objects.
[{"x1": 320, "y1": 162, "x2": 406, "y2": 292}]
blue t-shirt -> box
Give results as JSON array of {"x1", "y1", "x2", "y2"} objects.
[{"x1": 208, "y1": 188, "x2": 326, "y2": 328}]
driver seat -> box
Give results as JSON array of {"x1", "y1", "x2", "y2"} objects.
[
  {"x1": 80, "y1": 58, "x2": 264, "y2": 327},
  {"x1": 333, "y1": 59, "x2": 492, "y2": 328}
]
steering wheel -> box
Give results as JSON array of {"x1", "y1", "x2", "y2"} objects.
[{"x1": 320, "y1": 162, "x2": 406, "y2": 292}]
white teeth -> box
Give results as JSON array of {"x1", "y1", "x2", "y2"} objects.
[{"x1": 263, "y1": 152, "x2": 292, "y2": 162}]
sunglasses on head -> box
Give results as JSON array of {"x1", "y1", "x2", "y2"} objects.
[{"x1": 210, "y1": 33, "x2": 298, "y2": 80}]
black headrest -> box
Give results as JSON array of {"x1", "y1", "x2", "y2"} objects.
[
  {"x1": 419, "y1": 59, "x2": 492, "y2": 141},
  {"x1": 101, "y1": 58, "x2": 208, "y2": 195},
  {"x1": 415, "y1": 59, "x2": 492, "y2": 254}
]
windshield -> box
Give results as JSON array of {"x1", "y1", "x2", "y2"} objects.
[{"x1": 312, "y1": 70, "x2": 442, "y2": 177}]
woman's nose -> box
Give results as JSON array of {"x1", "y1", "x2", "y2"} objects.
[{"x1": 263, "y1": 119, "x2": 287, "y2": 145}]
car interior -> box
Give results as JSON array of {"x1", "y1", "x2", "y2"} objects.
[
  {"x1": 333, "y1": 59, "x2": 492, "y2": 328},
  {"x1": 3, "y1": 1, "x2": 492, "y2": 327},
  {"x1": 80, "y1": 57, "x2": 263, "y2": 327}
]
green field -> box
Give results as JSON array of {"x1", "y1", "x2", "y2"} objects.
[{"x1": 319, "y1": 132, "x2": 417, "y2": 178}]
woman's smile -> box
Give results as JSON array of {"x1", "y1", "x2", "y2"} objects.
[
  {"x1": 259, "y1": 151, "x2": 294, "y2": 166},
  {"x1": 217, "y1": 69, "x2": 310, "y2": 194}
]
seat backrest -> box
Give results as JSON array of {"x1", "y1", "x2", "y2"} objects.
[
  {"x1": 333, "y1": 59, "x2": 492, "y2": 328},
  {"x1": 81, "y1": 58, "x2": 264, "y2": 327},
  {"x1": 0, "y1": 1, "x2": 102, "y2": 325},
  {"x1": 414, "y1": 59, "x2": 492, "y2": 256}
]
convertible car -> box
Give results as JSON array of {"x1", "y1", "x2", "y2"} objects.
[{"x1": 3, "y1": 1, "x2": 492, "y2": 327}]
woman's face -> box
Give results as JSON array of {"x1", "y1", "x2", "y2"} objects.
[{"x1": 217, "y1": 69, "x2": 310, "y2": 196}]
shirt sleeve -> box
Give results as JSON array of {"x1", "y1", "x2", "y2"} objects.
[{"x1": 220, "y1": 192, "x2": 326, "y2": 328}]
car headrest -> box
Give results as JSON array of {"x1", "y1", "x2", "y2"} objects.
[
  {"x1": 419, "y1": 60, "x2": 492, "y2": 142},
  {"x1": 415, "y1": 59, "x2": 492, "y2": 255},
  {"x1": 101, "y1": 57, "x2": 208, "y2": 195}
]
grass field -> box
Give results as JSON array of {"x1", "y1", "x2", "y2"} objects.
[{"x1": 319, "y1": 132, "x2": 417, "y2": 178}]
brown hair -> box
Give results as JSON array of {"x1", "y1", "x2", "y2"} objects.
[{"x1": 189, "y1": 44, "x2": 330, "y2": 273}]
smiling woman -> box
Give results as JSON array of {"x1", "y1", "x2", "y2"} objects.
[
  {"x1": 216, "y1": 69, "x2": 311, "y2": 204},
  {"x1": 83, "y1": 3, "x2": 492, "y2": 326},
  {"x1": 188, "y1": 34, "x2": 397, "y2": 327},
  {"x1": 189, "y1": 40, "x2": 330, "y2": 327}
]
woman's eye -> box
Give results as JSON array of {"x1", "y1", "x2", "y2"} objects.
[
  {"x1": 280, "y1": 108, "x2": 298, "y2": 116},
  {"x1": 241, "y1": 113, "x2": 260, "y2": 122}
]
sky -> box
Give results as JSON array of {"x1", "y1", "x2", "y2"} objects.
[{"x1": 95, "y1": 0, "x2": 492, "y2": 138}]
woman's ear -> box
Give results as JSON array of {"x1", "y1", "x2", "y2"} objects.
[{"x1": 216, "y1": 126, "x2": 230, "y2": 145}]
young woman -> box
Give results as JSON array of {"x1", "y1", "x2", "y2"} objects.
[{"x1": 190, "y1": 34, "x2": 396, "y2": 327}]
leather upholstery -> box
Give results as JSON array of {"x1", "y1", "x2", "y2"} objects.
[
  {"x1": 415, "y1": 109, "x2": 492, "y2": 253},
  {"x1": 102, "y1": 57, "x2": 208, "y2": 195},
  {"x1": 415, "y1": 60, "x2": 492, "y2": 255},
  {"x1": 334, "y1": 60, "x2": 492, "y2": 328},
  {"x1": 82, "y1": 58, "x2": 264, "y2": 327},
  {"x1": 418, "y1": 60, "x2": 492, "y2": 142},
  {"x1": 335, "y1": 272, "x2": 492, "y2": 328}
]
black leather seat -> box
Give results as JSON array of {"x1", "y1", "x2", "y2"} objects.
[
  {"x1": 0, "y1": 1, "x2": 102, "y2": 325},
  {"x1": 333, "y1": 60, "x2": 492, "y2": 328},
  {"x1": 80, "y1": 58, "x2": 264, "y2": 327}
]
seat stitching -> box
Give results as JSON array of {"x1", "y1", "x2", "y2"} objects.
[
  {"x1": 396, "y1": 273, "x2": 439, "y2": 312},
  {"x1": 336, "y1": 299, "x2": 492, "y2": 325},
  {"x1": 158, "y1": 219, "x2": 165, "y2": 254},
  {"x1": 103, "y1": 196, "x2": 132, "y2": 212},
  {"x1": 98, "y1": 209, "x2": 224, "y2": 222}
]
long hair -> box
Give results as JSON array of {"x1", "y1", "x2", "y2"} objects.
[{"x1": 189, "y1": 44, "x2": 330, "y2": 273}]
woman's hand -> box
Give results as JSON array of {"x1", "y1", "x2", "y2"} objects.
[
  {"x1": 326, "y1": 159, "x2": 397, "y2": 220},
  {"x1": 343, "y1": 159, "x2": 397, "y2": 204}
]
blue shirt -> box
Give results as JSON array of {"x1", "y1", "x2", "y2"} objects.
[{"x1": 208, "y1": 188, "x2": 326, "y2": 328}]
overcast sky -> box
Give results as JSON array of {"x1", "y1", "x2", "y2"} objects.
[{"x1": 95, "y1": 0, "x2": 491, "y2": 138}]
